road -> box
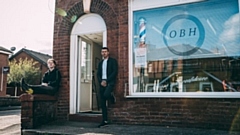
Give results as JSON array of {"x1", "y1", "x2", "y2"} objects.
[{"x1": 0, "y1": 108, "x2": 21, "y2": 135}]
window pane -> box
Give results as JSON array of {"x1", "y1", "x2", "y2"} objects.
[
  {"x1": 132, "y1": 0, "x2": 240, "y2": 93},
  {"x1": 81, "y1": 41, "x2": 91, "y2": 81}
]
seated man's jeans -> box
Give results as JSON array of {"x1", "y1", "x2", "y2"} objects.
[{"x1": 29, "y1": 85, "x2": 58, "y2": 95}]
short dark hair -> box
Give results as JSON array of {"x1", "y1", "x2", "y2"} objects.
[
  {"x1": 48, "y1": 58, "x2": 57, "y2": 66},
  {"x1": 102, "y1": 47, "x2": 109, "y2": 51}
]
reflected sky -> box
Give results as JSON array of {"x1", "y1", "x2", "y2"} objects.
[{"x1": 133, "y1": 0, "x2": 240, "y2": 58}]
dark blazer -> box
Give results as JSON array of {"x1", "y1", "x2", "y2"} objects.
[
  {"x1": 42, "y1": 68, "x2": 62, "y2": 88},
  {"x1": 97, "y1": 57, "x2": 118, "y2": 85}
]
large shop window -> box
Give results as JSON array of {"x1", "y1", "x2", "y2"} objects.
[{"x1": 130, "y1": 0, "x2": 240, "y2": 97}]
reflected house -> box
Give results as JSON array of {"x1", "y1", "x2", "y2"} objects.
[{"x1": 135, "y1": 44, "x2": 240, "y2": 92}]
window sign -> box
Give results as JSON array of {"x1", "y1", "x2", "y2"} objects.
[
  {"x1": 134, "y1": 47, "x2": 147, "y2": 68},
  {"x1": 2, "y1": 67, "x2": 10, "y2": 74},
  {"x1": 131, "y1": 0, "x2": 240, "y2": 94}
]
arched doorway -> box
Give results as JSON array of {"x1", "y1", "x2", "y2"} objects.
[{"x1": 70, "y1": 13, "x2": 106, "y2": 114}]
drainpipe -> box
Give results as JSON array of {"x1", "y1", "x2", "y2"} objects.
[{"x1": 0, "y1": 72, "x2": 3, "y2": 92}]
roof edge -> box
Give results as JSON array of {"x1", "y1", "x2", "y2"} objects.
[{"x1": 0, "y1": 50, "x2": 12, "y2": 55}]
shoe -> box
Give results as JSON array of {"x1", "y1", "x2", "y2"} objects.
[
  {"x1": 20, "y1": 78, "x2": 33, "y2": 94},
  {"x1": 26, "y1": 89, "x2": 33, "y2": 94},
  {"x1": 20, "y1": 78, "x2": 28, "y2": 91},
  {"x1": 98, "y1": 121, "x2": 108, "y2": 128}
]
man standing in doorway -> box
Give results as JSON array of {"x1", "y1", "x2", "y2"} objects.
[{"x1": 97, "y1": 47, "x2": 118, "y2": 128}]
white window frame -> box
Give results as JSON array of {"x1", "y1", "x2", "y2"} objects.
[
  {"x1": 199, "y1": 82, "x2": 214, "y2": 92},
  {"x1": 128, "y1": 0, "x2": 240, "y2": 98}
]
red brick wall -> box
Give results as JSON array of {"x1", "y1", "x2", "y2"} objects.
[
  {"x1": 20, "y1": 94, "x2": 57, "y2": 129},
  {"x1": 53, "y1": 0, "x2": 122, "y2": 120},
  {"x1": 53, "y1": 0, "x2": 240, "y2": 131},
  {"x1": 0, "y1": 53, "x2": 9, "y2": 96},
  {"x1": 110, "y1": 98, "x2": 240, "y2": 130}
]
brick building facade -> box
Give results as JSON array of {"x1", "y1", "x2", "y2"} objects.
[
  {"x1": 52, "y1": 0, "x2": 240, "y2": 131},
  {"x1": 0, "y1": 46, "x2": 12, "y2": 96}
]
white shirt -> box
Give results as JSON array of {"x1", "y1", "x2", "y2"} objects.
[{"x1": 102, "y1": 59, "x2": 108, "y2": 79}]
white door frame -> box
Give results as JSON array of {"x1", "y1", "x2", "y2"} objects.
[{"x1": 70, "y1": 13, "x2": 107, "y2": 114}]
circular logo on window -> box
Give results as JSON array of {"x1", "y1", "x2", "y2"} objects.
[{"x1": 162, "y1": 14, "x2": 205, "y2": 56}]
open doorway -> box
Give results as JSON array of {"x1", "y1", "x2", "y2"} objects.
[
  {"x1": 70, "y1": 13, "x2": 107, "y2": 114},
  {"x1": 78, "y1": 34, "x2": 102, "y2": 113}
]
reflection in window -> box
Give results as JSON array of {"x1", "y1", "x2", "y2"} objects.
[
  {"x1": 81, "y1": 41, "x2": 91, "y2": 81},
  {"x1": 132, "y1": 0, "x2": 240, "y2": 93}
]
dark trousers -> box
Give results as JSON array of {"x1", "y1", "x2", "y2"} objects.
[
  {"x1": 29, "y1": 85, "x2": 57, "y2": 96},
  {"x1": 99, "y1": 84, "x2": 114, "y2": 122}
]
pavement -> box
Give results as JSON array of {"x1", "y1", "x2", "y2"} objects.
[
  {"x1": 0, "y1": 107, "x2": 239, "y2": 135},
  {"x1": 22, "y1": 120, "x2": 240, "y2": 135},
  {"x1": 0, "y1": 106, "x2": 21, "y2": 111},
  {"x1": 0, "y1": 109, "x2": 21, "y2": 135}
]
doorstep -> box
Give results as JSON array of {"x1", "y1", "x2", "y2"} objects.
[{"x1": 68, "y1": 112, "x2": 102, "y2": 123}]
